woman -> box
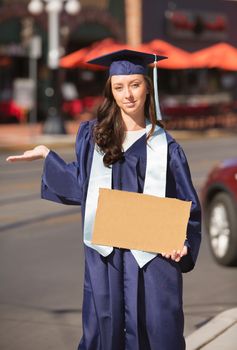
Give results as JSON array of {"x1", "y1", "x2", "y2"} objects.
[{"x1": 7, "y1": 50, "x2": 201, "y2": 350}]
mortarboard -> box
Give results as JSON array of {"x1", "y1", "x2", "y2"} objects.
[{"x1": 87, "y1": 49, "x2": 168, "y2": 120}]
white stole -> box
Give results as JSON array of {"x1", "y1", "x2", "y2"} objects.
[{"x1": 83, "y1": 123, "x2": 168, "y2": 268}]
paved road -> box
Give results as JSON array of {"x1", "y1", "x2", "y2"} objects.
[
  {"x1": 176, "y1": 135, "x2": 237, "y2": 335},
  {"x1": 1, "y1": 134, "x2": 237, "y2": 349}
]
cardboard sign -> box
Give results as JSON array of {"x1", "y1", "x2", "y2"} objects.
[{"x1": 92, "y1": 188, "x2": 192, "y2": 254}]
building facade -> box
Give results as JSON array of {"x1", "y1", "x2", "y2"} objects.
[
  {"x1": 0, "y1": 0, "x2": 236, "y2": 126},
  {"x1": 142, "y1": 0, "x2": 237, "y2": 51},
  {"x1": 0, "y1": 0, "x2": 126, "y2": 121}
]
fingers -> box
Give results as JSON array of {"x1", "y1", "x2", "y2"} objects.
[
  {"x1": 161, "y1": 252, "x2": 171, "y2": 259},
  {"x1": 6, "y1": 155, "x2": 27, "y2": 162},
  {"x1": 6, "y1": 147, "x2": 47, "y2": 162},
  {"x1": 161, "y1": 250, "x2": 180, "y2": 261},
  {"x1": 180, "y1": 245, "x2": 188, "y2": 257},
  {"x1": 161, "y1": 246, "x2": 188, "y2": 262},
  {"x1": 6, "y1": 153, "x2": 34, "y2": 162},
  {"x1": 173, "y1": 250, "x2": 181, "y2": 262},
  {"x1": 170, "y1": 250, "x2": 182, "y2": 262}
]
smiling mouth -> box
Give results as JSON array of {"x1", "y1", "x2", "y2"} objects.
[{"x1": 124, "y1": 101, "x2": 136, "y2": 106}]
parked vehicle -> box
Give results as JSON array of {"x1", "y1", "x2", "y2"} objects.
[
  {"x1": 201, "y1": 158, "x2": 237, "y2": 266},
  {"x1": 0, "y1": 100, "x2": 26, "y2": 123}
]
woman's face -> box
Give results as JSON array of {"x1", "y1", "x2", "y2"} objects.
[{"x1": 111, "y1": 74, "x2": 148, "y2": 118}]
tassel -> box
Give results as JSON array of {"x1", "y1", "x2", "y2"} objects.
[{"x1": 153, "y1": 54, "x2": 162, "y2": 120}]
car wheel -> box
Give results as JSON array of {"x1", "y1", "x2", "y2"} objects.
[{"x1": 207, "y1": 192, "x2": 237, "y2": 266}]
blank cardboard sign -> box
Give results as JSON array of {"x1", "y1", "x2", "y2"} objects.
[{"x1": 92, "y1": 188, "x2": 192, "y2": 254}]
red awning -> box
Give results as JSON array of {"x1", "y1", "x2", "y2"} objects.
[
  {"x1": 138, "y1": 39, "x2": 192, "y2": 69},
  {"x1": 60, "y1": 38, "x2": 237, "y2": 71},
  {"x1": 190, "y1": 42, "x2": 237, "y2": 70},
  {"x1": 60, "y1": 46, "x2": 90, "y2": 69},
  {"x1": 60, "y1": 38, "x2": 193, "y2": 70},
  {"x1": 60, "y1": 38, "x2": 130, "y2": 70}
]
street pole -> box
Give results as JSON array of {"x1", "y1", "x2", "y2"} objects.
[
  {"x1": 28, "y1": 0, "x2": 81, "y2": 134},
  {"x1": 29, "y1": 52, "x2": 37, "y2": 124},
  {"x1": 29, "y1": 35, "x2": 42, "y2": 124},
  {"x1": 43, "y1": 1, "x2": 66, "y2": 134},
  {"x1": 125, "y1": 0, "x2": 142, "y2": 46}
]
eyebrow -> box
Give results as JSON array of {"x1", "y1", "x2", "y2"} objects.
[{"x1": 112, "y1": 79, "x2": 142, "y2": 86}]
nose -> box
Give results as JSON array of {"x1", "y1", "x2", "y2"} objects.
[{"x1": 124, "y1": 86, "x2": 133, "y2": 99}]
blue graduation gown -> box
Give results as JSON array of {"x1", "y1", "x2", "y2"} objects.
[{"x1": 41, "y1": 120, "x2": 201, "y2": 350}]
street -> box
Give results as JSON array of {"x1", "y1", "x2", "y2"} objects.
[{"x1": 1, "y1": 134, "x2": 237, "y2": 350}]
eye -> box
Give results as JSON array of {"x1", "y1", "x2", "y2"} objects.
[
  {"x1": 132, "y1": 83, "x2": 140, "y2": 88},
  {"x1": 113, "y1": 86, "x2": 123, "y2": 91}
]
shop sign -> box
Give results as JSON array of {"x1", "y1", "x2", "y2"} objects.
[{"x1": 165, "y1": 10, "x2": 227, "y2": 41}]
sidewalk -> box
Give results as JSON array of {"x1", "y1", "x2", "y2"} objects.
[
  {"x1": 0, "y1": 122, "x2": 78, "y2": 152},
  {"x1": 1, "y1": 121, "x2": 237, "y2": 152},
  {"x1": 186, "y1": 308, "x2": 237, "y2": 350}
]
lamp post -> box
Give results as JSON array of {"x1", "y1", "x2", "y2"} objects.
[{"x1": 28, "y1": 0, "x2": 81, "y2": 134}]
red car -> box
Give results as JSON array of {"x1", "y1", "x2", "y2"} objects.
[
  {"x1": 0, "y1": 100, "x2": 26, "y2": 123},
  {"x1": 201, "y1": 158, "x2": 237, "y2": 266}
]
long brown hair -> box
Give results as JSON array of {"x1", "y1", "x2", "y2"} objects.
[{"x1": 93, "y1": 75, "x2": 163, "y2": 167}]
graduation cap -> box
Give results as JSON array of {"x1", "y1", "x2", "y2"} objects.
[{"x1": 87, "y1": 49, "x2": 168, "y2": 120}]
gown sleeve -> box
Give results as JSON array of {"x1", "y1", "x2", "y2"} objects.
[
  {"x1": 41, "y1": 121, "x2": 90, "y2": 205},
  {"x1": 169, "y1": 143, "x2": 202, "y2": 273}
]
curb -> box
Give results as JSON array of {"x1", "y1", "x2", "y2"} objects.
[
  {"x1": 169, "y1": 128, "x2": 237, "y2": 141},
  {"x1": 0, "y1": 135, "x2": 76, "y2": 153},
  {"x1": 1, "y1": 128, "x2": 237, "y2": 153},
  {"x1": 185, "y1": 308, "x2": 237, "y2": 350}
]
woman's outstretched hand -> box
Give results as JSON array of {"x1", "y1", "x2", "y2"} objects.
[
  {"x1": 161, "y1": 245, "x2": 188, "y2": 262},
  {"x1": 6, "y1": 145, "x2": 50, "y2": 163}
]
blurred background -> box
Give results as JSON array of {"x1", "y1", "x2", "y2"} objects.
[
  {"x1": 1, "y1": 1, "x2": 237, "y2": 349},
  {"x1": 0, "y1": 0, "x2": 237, "y2": 131}
]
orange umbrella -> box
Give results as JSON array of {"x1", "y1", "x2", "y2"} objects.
[
  {"x1": 190, "y1": 42, "x2": 237, "y2": 70},
  {"x1": 83, "y1": 38, "x2": 130, "y2": 62},
  {"x1": 60, "y1": 46, "x2": 90, "y2": 69},
  {"x1": 138, "y1": 39, "x2": 192, "y2": 69},
  {"x1": 60, "y1": 38, "x2": 130, "y2": 70},
  {"x1": 61, "y1": 38, "x2": 193, "y2": 70}
]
